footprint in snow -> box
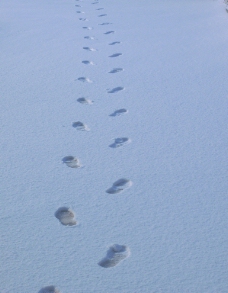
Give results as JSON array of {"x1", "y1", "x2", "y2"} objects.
[
  {"x1": 92, "y1": 1, "x2": 99, "y2": 4},
  {"x1": 83, "y1": 26, "x2": 93, "y2": 30},
  {"x1": 109, "y1": 137, "x2": 131, "y2": 148},
  {"x1": 106, "y1": 178, "x2": 133, "y2": 194},
  {"x1": 77, "y1": 97, "x2": 94, "y2": 104},
  {"x1": 77, "y1": 77, "x2": 93, "y2": 83},
  {"x1": 84, "y1": 36, "x2": 96, "y2": 40},
  {"x1": 109, "y1": 68, "x2": 123, "y2": 73},
  {"x1": 62, "y1": 156, "x2": 81, "y2": 168},
  {"x1": 72, "y1": 121, "x2": 90, "y2": 131},
  {"x1": 83, "y1": 46, "x2": 97, "y2": 51},
  {"x1": 109, "y1": 41, "x2": 121, "y2": 45},
  {"x1": 55, "y1": 207, "x2": 77, "y2": 226},
  {"x1": 104, "y1": 31, "x2": 115, "y2": 35},
  {"x1": 109, "y1": 108, "x2": 128, "y2": 116},
  {"x1": 75, "y1": 5, "x2": 81, "y2": 7},
  {"x1": 107, "y1": 86, "x2": 124, "y2": 93},
  {"x1": 76, "y1": 11, "x2": 84, "y2": 13},
  {"x1": 98, "y1": 14, "x2": 107, "y2": 17},
  {"x1": 98, "y1": 244, "x2": 130, "y2": 268},
  {"x1": 109, "y1": 53, "x2": 122, "y2": 58},
  {"x1": 99, "y1": 22, "x2": 112, "y2": 25},
  {"x1": 82, "y1": 60, "x2": 95, "y2": 65},
  {"x1": 79, "y1": 18, "x2": 88, "y2": 21},
  {"x1": 96, "y1": 8, "x2": 104, "y2": 10},
  {"x1": 38, "y1": 286, "x2": 61, "y2": 293}
]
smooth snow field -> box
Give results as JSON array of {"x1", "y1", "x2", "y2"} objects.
[{"x1": 1, "y1": 0, "x2": 228, "y2": 292}]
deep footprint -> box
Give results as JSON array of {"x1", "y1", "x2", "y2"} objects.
[
  {"x1": 62, "y1": 156, "x2": 81, "y2": 168},
  {"x1": 77, "y1": 77, "x2": 93, "y2": 83},
  {"x1": 106, "y1": 178, "x2": 133, "y2": 194},
  {"x1": 107, "y1": 86, "x2": 124, "y2": 93},
  {"x1": 72, "y1": 121, "x2": 90, "y2": 131},
  {"x1": 109, "y1": 137, "x2": 131, "y2": 148},
  {"x1": 109, "y1": 53, "x2": 122, "y2": 58},
  {"x1": 82, "y1": 60, "x2": 95, "y2": 65},
  {"x1": 98, "y1": 244, "x2": 130, "y2": 268},
  {"x1": 109, "y1": 108, "x2": 128, "y2": 116},
  {"x1": 109, "y1": 68, "x2": 123, "y2": 73},
  {"x1": 77, "y1": 97, "x2": 94, "y2": 104},
  {"x1": 38, "y1": 286, "x2": 61, "y2": 293},
  {"x1": 104, "y1": 31, "x2": 115, "y2": 34},
  {"x1": 55, "y1": 207, "x2": 77, "y2": 226},
  {"x1": 83, "y1": 46, "x2": 97, "y2": 51},
  {"x1": 109, "y1": 41, "x2": 121, "y2": 45}
]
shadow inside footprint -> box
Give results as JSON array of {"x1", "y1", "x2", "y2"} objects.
[
  {"x1": 109, "y1": 41, "x2": 121, "y2": 45},
  {"x1": 109, "y1": 68, "x2": 123, "y2": 73},
  {"x1": 109, "y1": 53, "x2": 122, "y2": 58},
  {"x1": 55, "y1": 207, "x2": 77, "y2": 226},
  {"x1": 96, "y1": 8, "x2": 104, "y2": 10},
  {"x1": 109, "y1": 108, "x2": 128, "y2": 117},
  {"x1": 106, "y1": 178, "x2": 132, "y2": 194},
  {"x1": 72, "y1": 121, "x2": 90, "y2": 131},
  {"x1": 83, "y1": 26, "x2": 93, "y2": 30},
  {"x1": 77, "y1": 77, "x2": 93, "y2": 83},
  {"x1": 38, "y1": 286, "x2": 61, "y2": 293},
  {"x1": 79, "y1": 18, "x2": 88, "y2": 21},
  {"x1": 82, "y1": 60, "x2": 95, "y2": 65},
  {"x1": 107, "y1": 86, "x2": 124, "y2": 93},
  {"x1": 98, "y1": 244, "x2": 130, "y2": 268},
  {"x1": 77, "y1": 97, "x2": 94, "y2": 104},
  {"x1": 83, "y1": 46, "x2": 97, "y2": 51},
  {"x1": 98, "y1": 14, "x2": 107, "y2": 17},
  {"x1": 62, "y1": 156, "x2": 81, "y2": 168},
  {"x1": 109, "y1": 137, "x2": 131, "y2": 148},
  {"x1": 104, "y1": 31, "x2": 115, "y2": 34}
]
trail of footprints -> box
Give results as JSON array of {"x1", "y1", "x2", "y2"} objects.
[{"x1": 39, "y1": 0, "x2": 131, "y2": 290}]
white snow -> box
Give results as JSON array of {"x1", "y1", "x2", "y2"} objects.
[{"x1": 1, "y1": 0, "x2": 228, "y2": 292}]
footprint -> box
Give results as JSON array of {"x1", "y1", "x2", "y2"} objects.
[
  {"x1": 104, "y1": 31, "x2": 115, "y2": 35},
  {"x1": 98, "y1": 244, "x2": 130, "y2": 268},
  {"x1": 82, "y1": 60, "x2": 95, "y2": 65},
  {"x1": 92, "y1": 1, "x2": 99, "y2": 4},
  {"x1": 99, "y1": 22, "x2": 112, "y2": 25},
  {"x1": 98, "y1": 14, "x2": 107, "y2": 17},
  {"x1": 62, "y1": 156, "x2": 81, "y2": 168},
  {"x1": 107, "y1": 86, "x2": 124, "y2": 93},
  {"x1": 77, "y1": 97, "x2": 94, "y2": 104},
  {"x1": 84, "y1": 36, "x2": 96, "y2": 40},
  {"x1": 96, "y1": 8, "x2": 104, "y2": 10},
  {"x1": 83, "y1": 26, "x2": 93, "y2": 30},
  {"x1": 109, "y1": 53, "x2": 122, "y2": 58},
  {"x1": 109, "y1": 68, "x2": 123, "y2": 73},
  {"x1": 76, "y1": 11, "x2": 84, "y2": 13},
  {"x1": 109, "y1": 108, "x2": 128, "y2": 116},
  {"x1": 72, "y1": 121, "x2": 90, "y2": 131},
  {"x1": 83, "y1": 46, "x2": 97, "y2": 51},
  {"x1": 75, "y1": 5, "x2": 81, "y2": 7},
  {"x1": 109, "y1": 137, "x2": 131, "y2": 148},
  {"x1": 38, "y1": 286, "x2": 61, "y2": 293},
  {"x1": 77, "y1": 77, "x2": 93, "y2": 83},
  {"x1": 106, "y1": 178, "x2": 133, "y2": 194},
  {"x1": 79, "y1": 18, "x2": 88, "y2": 21},
  {"x1": 109, "y1": 41, "x2": 121, "y2": 45},
  {"x1": 55, "y1": 207, "x2": 77, "y2": 226}
]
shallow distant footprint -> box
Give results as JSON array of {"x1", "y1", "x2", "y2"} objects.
[
  {"x1": 107, "y1": 86, "x2": 124, "y2": 93},
  {"x1": 79, "y1": 18, "x2": 88, "y2": 21},
  {"x1": 77, "y1": 77, "x2": 93, "y2": 83},
  {"x1": 96, "y1": 8, "x2": 104, "y2": 10},
  {"x1": 55, "y1": 207, "x2": 77, "y2": 226},
  {"x1": 62, "y1": 156, "x2": 81, "y2": 168},
  {"x1": 109, "y1": 137, "x2": 131, "y2": 148},
  {"x1": 109, "y1": 68, "x2": 123, "y2": 73},
  {"x1": 83, "y1": 46, "x2": 97, "y2": 51},
  {"x1": 82, "y1": 60, "x2": 95, "y2": 65},
  {"x1": 104, "y1": 31, "x2": 115, "y2": 34},
  {"x1": 38, "y1": 286, "x2": 61, "y2": 293},
  {"x1": 99, "y1": 22, "x2": 112, "y2": 25},
  {"x1": 109, "y1": 53, "x2": 122, "y2": 58},
  {"x1": 106, "y1": 178, "x2": 133, "y2": 194},
  {"x1": 76, "y1": 11, "x2": 84, "y2": 13},
  {"x1": 75, "y1": 5, "x2": 81, "y2": 7},
  {"x1": 72, "y1": 121, "x2": 90, "y2": 131},
  {"x1": 109, "y1": 41, "x2": 121, "y2": 45},
  {"x1": 98, "y1": 244, "x2": 130, "y2": 268},
  {"x1": 83, "y1": 26, "x2": 93, "y2": 30},
  {"x1": 84, "y1": 36, "x2": 96, "y2": 40},
  {"x1": 109, "y1": 108, "x2": 128, "y2": 116},
  {"x1": 77, "y1": 97, "x2": 94, "y2": 104},
  {"x1": 98, "y1": 14, "x2": 107, "y2": 17}
]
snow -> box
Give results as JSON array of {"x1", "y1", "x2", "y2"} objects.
[{"x1": 1, "y1": 0, "x2": 228, "y2": 292}]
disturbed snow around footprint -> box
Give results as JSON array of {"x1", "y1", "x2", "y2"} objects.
[
  {"x1": 106, "y1": 178, "x2": 133, "y2": 194},
  {"x1": 55, "y1": 207, "x2": 77, "y2": 226},
  {"x1": 38, "y1": 286, "x2": 61, "y2": 293},
  {"x1": 77, "y1": 97, "x2": 94, "y2": 104},
  {"x1": 109, "y1": 108, "x2": 128, "y2": 116},
  {"x1": 72, "y1": 121, "x2": 90, "y2": 131},
  {"x1": 82, "y1": 60, "x2": 95, "y2": 65},
  {"x1": 77, "y1": 77, "x2": 93, "y2": 83},
  {"x1": 62, "y1": 156, "x2": 81, "y2": 168},
  {"x1": 83, "y1": 46, "x2": 97, "y2": 51},
  {"x1": 84, "y1": 36, "x2": 96, "y2": 40},
  {"x1": 107, "y1": 86, "x2": 124, "y2": 93},
  {"x1": 83, "y1": 26, "x2": 93, "y2": 30},
  {"x1": 109, "y1": 137, "x2": 131, "y2": 148},
  {"x1": 98, "y1": 244, "x2": 130, "y2": 268}
]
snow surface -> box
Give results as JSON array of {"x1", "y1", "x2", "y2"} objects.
[{"x1": 1, "y1": 0, "x2": 228, "y2": 292}]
